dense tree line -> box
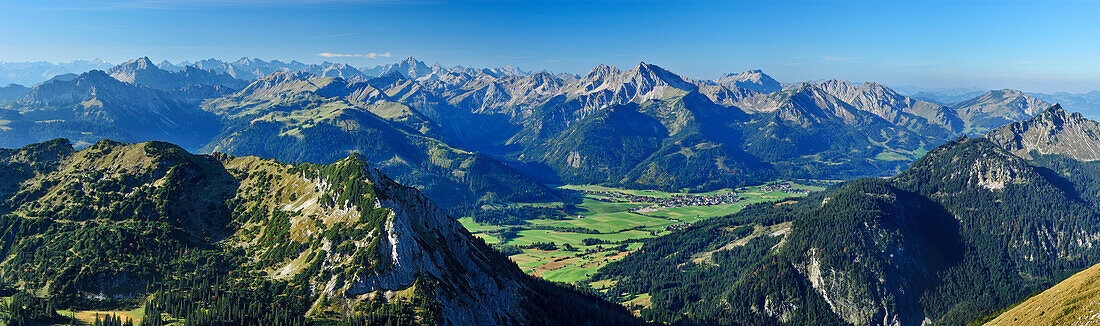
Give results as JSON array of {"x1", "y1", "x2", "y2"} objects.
[{"x1": 3, "y1": 292, "x2": 62, "y2": 326}]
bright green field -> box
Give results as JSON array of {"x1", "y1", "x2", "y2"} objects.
[
  {"x1": 550, "y1": 211, "x2": 670, "y2": 233},
  {"x1": 460, "y1": 181, "x2": 825, "y2": 284}
]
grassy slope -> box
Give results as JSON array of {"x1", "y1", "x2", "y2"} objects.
[{"x1": 986, "y1": 263, "x2": 1100, "y2": 325}]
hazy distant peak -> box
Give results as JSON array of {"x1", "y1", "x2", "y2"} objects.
[
  {"x1": 133, "y1": 56, "x2": 155, "y2": 66},
  {"x1": 157, "y1": 60, "x2": 182, "y2": 71},
  {"x1": 82, "y1": 69, "x2": 116, "y2": 81},
  {"x1": 264, "y1": 69, "x2": 312, "y2": 81},
  {"x1": 716, "y1": 69, "x2": 781, "y2": 93},
  {"x1": 954, "y1": 89, "x2": 1052, "y2": 135},
  {"x1": 234, "y1": 57, "x2": 267, "y2": 66},
  {"x1": 785, "y1": 81, "x2": 816, "y2": 92},
  {"x1": 113, "y1": 57, "x2": 159, "y2": 72}
]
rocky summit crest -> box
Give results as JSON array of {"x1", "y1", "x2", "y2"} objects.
[{"x1": 986, "y1": 104, "x2": 1100, "y2": 161}]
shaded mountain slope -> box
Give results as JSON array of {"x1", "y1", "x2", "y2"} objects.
[{"x1": 0, "y1": 84, "x2": 30, "y2": 103}]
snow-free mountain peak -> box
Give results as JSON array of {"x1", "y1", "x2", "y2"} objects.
[
  {"x1": 564, "y1": 62, "x2": 695, "y2": 103},
  {"x1": 814, "y1": 78, "x2": 954, "y2": 133},
  {"x1": 985, "y1": 104, "x2": 1100, "y2": 161},
  {"x1": 368, "y1": 56, "x2": 433, "y2": 79},
  {"x1": 953, "y1": 88, "x2": 1051, "y2": 135},
  {"x1": 715, "y1": 69, "x2": 782, "y2": 93},
  {"x1": 106, "y1": 56, "x2": 166, "y2": 83}
]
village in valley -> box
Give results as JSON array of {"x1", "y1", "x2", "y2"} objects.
[{"x1": 582, "y1": 182, "x2": 814, "y2": 214}]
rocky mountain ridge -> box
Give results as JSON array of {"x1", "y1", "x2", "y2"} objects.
[
  {"x1": 986, "y1": 104, "x2": 1100, "y2": 160},
  {"x1": 0, "y1": 56, "x2": 1073, "y2": 219}
]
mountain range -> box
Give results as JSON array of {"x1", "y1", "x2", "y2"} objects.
[{"x1": 0, "y1": 57, "x2": 1077, "y2": 221}]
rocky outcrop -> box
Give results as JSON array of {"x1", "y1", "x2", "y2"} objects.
[{"x1": 986, "y1": 104, "x2": 1100, "y2": 161}]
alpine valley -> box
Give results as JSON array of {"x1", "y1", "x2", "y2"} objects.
[{"x1": 2, "y1": 56, "x2": 1100, "y2": 325}]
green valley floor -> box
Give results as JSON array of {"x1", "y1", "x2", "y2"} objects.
[{"x1": 459, "y1": 181, "x2": 826, "y2": 285}]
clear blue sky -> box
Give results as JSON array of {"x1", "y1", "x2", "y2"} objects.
[{"x1": 2, "y1": 0, "x2": 1099, "y2": 93}]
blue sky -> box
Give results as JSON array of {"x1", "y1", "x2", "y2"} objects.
[{"x1": 2, "y1": 0, "x2": 1099, "y2": 92}]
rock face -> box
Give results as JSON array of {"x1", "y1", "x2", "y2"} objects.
[
  {"x1": 448, "y1": 71, "x2": 566, "y2": 119},
  {"x1": 190, "y1": 57, "x2": 309, "y2": 80},
  {"x1": 748, "y1": 82, "x2": 867, "y2": 127},
  {"x1": 336, "y1": 162, "x2": 528, "y2": 325},
  {"x1": 0, "y1": 139, "x2": 638, "y2": 325},
  {"x1": 986, "y1": 104, "x2": 1100, "y2": 161},
  {"x1": 697, "y1": 83, "x2": 767, "y2": 108},
  {"x1": 370, "y1": 56, "x2": 436, "y2": 79}
]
